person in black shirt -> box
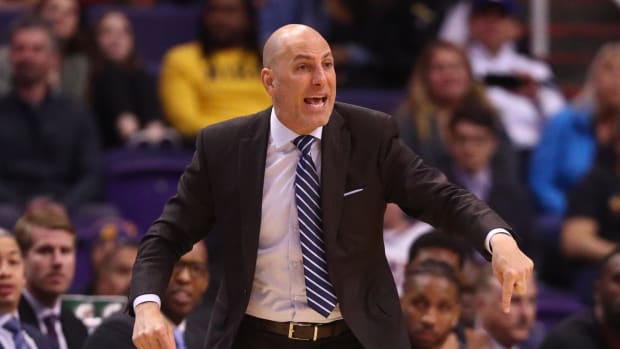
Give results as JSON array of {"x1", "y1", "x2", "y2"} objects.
[{"x1": 539, "y1": 247, "x2": 620, "y2": 349}]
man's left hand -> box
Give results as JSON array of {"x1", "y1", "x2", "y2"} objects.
[{"x1": 490, "y1": 233, "x2": 534, "y2": 313}]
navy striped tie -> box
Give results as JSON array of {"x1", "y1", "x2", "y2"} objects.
[{"x1": 293, "y1": 135, "x2": 337, "y2": 317}]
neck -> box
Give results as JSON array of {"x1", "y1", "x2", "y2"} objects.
[
  {"x1": 16, "y1": 83, "x2": 48, "y2": 106},
  {"x1": 26, "y1": 286, "x2": 59, "y2": 309}
]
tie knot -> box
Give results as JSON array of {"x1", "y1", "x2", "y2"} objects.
[
  {"x1": 293, "y1": 135, "x2": 315, "y2": 154},
  {"x1": 3, "y1": 317, "x2": 21, "y2": 335},
  {"x1": 43, "y1": 314, "x2": 58, "y2": 327}
]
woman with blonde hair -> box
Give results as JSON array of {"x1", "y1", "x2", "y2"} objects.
[
  {"x1": 395, "y1": 40, "x2": 517, "y2": 173},
  {"x1": 529, "y1": 42, "x2": 620, "y2": 218}
]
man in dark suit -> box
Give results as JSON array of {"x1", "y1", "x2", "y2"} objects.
[
  {"x1": 84, "y1": 241, "x2": 210, "y2": 349},
  {"x1": 0, "y1": 229, "x2": 54, "y2": 349},
  {"x1": 130, "y1": 24, "x2": 533, "y2": 349},
  {"x1": 13, "y1": 200, "x2": 88, "y2": 349}
]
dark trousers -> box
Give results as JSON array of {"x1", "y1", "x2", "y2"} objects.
[{"x1": 231, "y1": 318, "x2": 364, "y2": 349}]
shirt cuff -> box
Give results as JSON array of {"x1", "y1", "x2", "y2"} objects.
[
  {"x1": 133, "y1": 294, "x2": 161, "y2": 311},
  {"x1": 485, "y1": 228, "x2": 513, "y2": 254}
]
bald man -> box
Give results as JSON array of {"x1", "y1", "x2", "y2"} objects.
[{"x1": 129, "y1": 24, "x2": 533, "y2": 349}]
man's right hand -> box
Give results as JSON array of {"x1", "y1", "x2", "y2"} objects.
[{"x1": 132, "y1": 302, "x2": 175, "y2": 349}]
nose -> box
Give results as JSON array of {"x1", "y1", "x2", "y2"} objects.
[
  {"x1": 175, "y1": 266, "x2": 192, "y2": 283},
  {"x1": 312, "y1": 66, "x2": 327, "y2": 86},
  {"x1": 420, "y1": 309, "x2": 437, "y2": 326}
]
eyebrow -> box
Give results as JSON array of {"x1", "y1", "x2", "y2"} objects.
[{"x1": 292, "y1": 52, "x2": 333, "y2": 62}]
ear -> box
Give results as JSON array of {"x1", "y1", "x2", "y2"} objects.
[{"x1": 261, "y1": 67, "x2": 276, "y2": 96}]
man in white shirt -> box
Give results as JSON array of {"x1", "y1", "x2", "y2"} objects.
[
  {"x1": 0, "y1": 229, "x2": 54, "y2": 349},
  {"x1": 13, "y1": 200, "x2": 87, "y2": 349},
  {"x1": 130, "y1": 23, "x2": 534, "y2": 349},
  {"x1": 467, "y1": 0, "x2": 565, "y2": 153}
]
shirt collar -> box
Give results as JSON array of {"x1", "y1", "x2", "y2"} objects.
[
  {"x1": 0, "y1": 313, "x2": 20, "y2": 327},
  {"x1": 269, "y1": 108, "x2": 323, "y2": 149},
  {"x1": 23, "y1": 288, "x2": 61, "y2": 320}
]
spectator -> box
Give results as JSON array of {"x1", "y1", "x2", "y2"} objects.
[
  {"x1": 0, "y1": 228, "x2": 55, "y2": 349},
  {"x1": 561, "y1": 117, "x2": 620, "y2": 303},
  {"x1": 83, "y1": 241, "x2": 210, "y2": 349},
  {"x1": 529, "y1": 42, "x2": 620, "y2": 217},
  {"x1": 442, "y1": 104, "x2": 536, "y2": 258},
  {"x1": 401, "y1": 260, "x2": 480, "y2": 349},
  {"x1": 89, "y1": 9, "x2": 174, "y2": 149},
  {"x1": 0, "y1": 0, "x2": 89, "y2": 101},
  {"x1": 13, "y1": 199, "x2": 88, "y2": 349},
  {"x1": 539, "y1": 247, "x2": 620, "y2": 349},
  {"x1": 0, "y1": 14, "x2": 102, "y2": 227},
  {"x1": 383, "y1": 203, "x2": 433, "y2": 295},
  {"x1": 89, "y1": 240, "x2": 138, "y2": 296},
  {"x1": 394, "y1": 40, "x2": 518, "y2": 173},
  {"x1": 467, "y1": 0, "x2": 565, "y2": 163},
  {"x1": 475, "y1": 267, "x2": 544, "y2": 349},
  {"x1": 159, "y1": 0, "x2": 271, "y2": 142}
]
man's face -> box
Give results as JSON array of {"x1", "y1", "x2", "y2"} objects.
[
  {"x1": 469, "y1": 8, "x2": 518, "y2": 53},
  {"x1": 401, "y1": 274, "x2": 460, "y2": 349},
  {"x1": 9, "y1": 28, "x2": 57, "y2": 87},
  {"x1": 203, "y1": 0, "x2": 249, "y2": 47},
  {"x1": 478, "y1": 278, "x2": 537, "y2": 347},
  {"x1": 0, "y1": 236, "x2": 26, "y2": 314},
  {"x1": 162, "y1": 243, "x2": 209, "y2": 324},
  {"x1": 24, "y1": 227, "x2": 75, "y2": 299},
  {"x1": 261, "y1": 28, "x2": 336, "y2": 135},
  {"x1": 448, "y1": 121, "x2": 498, "y2": 174},
  {"x1": 596, "y1": 254, "x2": 620, "y2": 331},
  {"x1": 97, "y1": 245, "x2": 137, "y2": 296}
]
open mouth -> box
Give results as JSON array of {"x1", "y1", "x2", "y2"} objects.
[{"x1": 303, "y1": 96, "x2": 327, "y2": 108}]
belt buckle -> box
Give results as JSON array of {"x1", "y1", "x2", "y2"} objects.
[{"x1": 287, "y1": 322, "x2": 319, "y2": 341}]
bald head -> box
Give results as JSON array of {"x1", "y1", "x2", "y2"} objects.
[{"x1": 262, "y1": 24, "x2": 328, "y2": 68}]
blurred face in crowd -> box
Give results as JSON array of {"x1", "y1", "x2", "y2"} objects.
[
  {"x1": 0, "y1": 235, "x2": 26, "y2": 314},
  {"x1": 594, "y1": 52, "x2": 620, "y2": 112},
  {"x1": 469, "y1": 7, "x2": 520, "y2": 53},
  {"x1": 203, "y1": 0, "x2": 250, "y2": 47},
  {"x1": 426, "y1": 47, "x2": 470, "y2": 105},
  {"x1": 24, "y1": 226, "x2": 76, "y2": 303},
  {"x1": 10, "y1": 28, "x2": 57, "y2": 87},
  {"x1": 478, "y1": 277, "x2": 537, "y2": 348},
  {"x1": 448, "y1": 120, "x2": 498, "y2": 174},
  {"x1": 39, "y1": 0, "x2": 80, "y2": 41},
  {"x1": 262, "y1": 25, "x2": 336, "y2": 135},
  {"x1": 596, "y1": 253, "x2": 620, "y2": 331},
  {"x1": 162, "y1": 242, "x2": 209, "y2": 325},
  {"x1": 95, "y1": 244, "x2": 137, "y2": 296},
  {"x1": 96, "y1": 11, "x2": 134, "y2": 63},
  {"x1": 401, "y1": 274, "x2": 460, "y2": 349}
]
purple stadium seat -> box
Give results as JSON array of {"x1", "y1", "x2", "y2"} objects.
[
  {"x1": 103, "y1": 148, "x2": 193, "y2": 235},
  {"x1": 537, "y1": 285, "x2": 585, "y2": 330},
  {"x1": 0, "y1": 9, "x2": 25, "y2": 44},
  {"x1": 337, "y1": 88, "x2": 406, "y2": 114}
]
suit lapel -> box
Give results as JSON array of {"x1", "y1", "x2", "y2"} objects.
[
  {"x1": 239, "y1": 109, "x2": 270, "y2": 285},
  {"x1": 321, "y1": 109, "x2": 350, "y2": 246}
]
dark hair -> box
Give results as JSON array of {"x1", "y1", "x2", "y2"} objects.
[
  {"x1": 448, "y1": 102, "x2": 502, "y2": 137},
  {"x1": 408, "y1": 231, "x2": 468, "y2": 268},
  {"x1": 405, "y1": 259, "x2": 462, "y2": 295},
  {"x1": 13, "y1": 198, "x2": 75, "y2": 254},
  {"x1": 197, "y1": 0, "x2": 259, "y2": 57},
  {"x1": 89, "y1": 9, "x2": 141, "y2": 74},
  {"x1": 9, "y1": 14, "x2": 58, "y2": 52},
  {"x1": 35, "y1": 0, "x2": 86, "y2": 55}
]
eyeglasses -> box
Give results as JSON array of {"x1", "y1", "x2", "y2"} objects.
[{"x1": 172, "y1": 261, "x2": 208, "y2": 278}]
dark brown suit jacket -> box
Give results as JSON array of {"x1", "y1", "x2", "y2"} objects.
[{"x1": 129, "y1": 102, "x2": 512, "y2": 349}]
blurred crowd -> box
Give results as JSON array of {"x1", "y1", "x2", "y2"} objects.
[{"x1": 0, "y1": 0, "x2": 619, "y2": 348}]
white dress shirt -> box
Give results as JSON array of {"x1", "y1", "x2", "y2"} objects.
[
  {"x1": 0, "y1": 312, "x2": 41, "y2": 349},
  {"x1": 135, "y1": 108, "x2": 512, "y2": 319},
  {"x1": 22, "y1": 289, "x2": 67, "y2": 349}
]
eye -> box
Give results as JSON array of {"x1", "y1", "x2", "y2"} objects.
[
  {"x1": 323, "y1": 61, "x2": 334, "y2": 69},
  {"x1": 296, "y1": 64, "x2": 308, "y2": 71}
]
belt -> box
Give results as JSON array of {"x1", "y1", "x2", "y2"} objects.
[{"x1": 242, "y1": 315, "x2": 350, "y2": 341}]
